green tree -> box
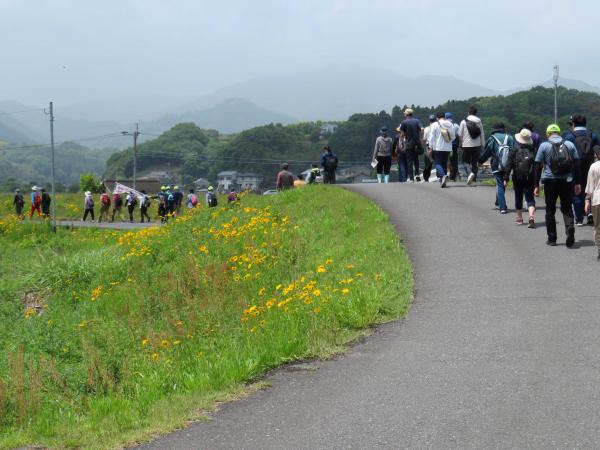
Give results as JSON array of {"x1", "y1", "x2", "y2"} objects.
[{"x1": 79, "y1": 173, "x2": 101, "y2": 193}]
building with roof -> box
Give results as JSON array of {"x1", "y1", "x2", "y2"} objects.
[{"x1": 216, "y1": 171, "x2": 263, "y2": 193}]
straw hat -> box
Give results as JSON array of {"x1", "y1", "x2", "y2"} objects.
[{"x1": 515, "y1": 128, "x2": 533, "y2": 145}]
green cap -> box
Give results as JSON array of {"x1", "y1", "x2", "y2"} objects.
[{"x1": 546, "y1": 124, "x2": 561, "y2": 134}]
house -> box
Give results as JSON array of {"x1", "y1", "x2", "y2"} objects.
[
  {"x1": 216, "y1": 171, "x2": 238, "y2": 193},
  {"x1": 103, "y1": 179, "x2": 163, "y2": 194},
  {"x1": 193, "y1": 178, "x2": 210, "y2": 191},
  {"x1": 319, "y1": 123, "x2": 338, "y2": 139},
  {"x1": 236, "y1": 173, "x2": 263, "y2": 192},
  {"x1": 139, "y1": 171, "x2": 171, "y2": 181}
]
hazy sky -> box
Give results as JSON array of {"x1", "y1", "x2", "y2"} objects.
[{"x1": 1, "y1": 0, "x2": 599, "y2": 107}]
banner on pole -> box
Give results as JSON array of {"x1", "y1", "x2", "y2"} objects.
[{"x1": 112, "y1": 182, "x2": 144, "y2": 198}]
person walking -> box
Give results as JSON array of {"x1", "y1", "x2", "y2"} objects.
[
  {"x1": 393, "y1": 125, "x2": 407, "y2": 182},
  {"x1": 111, "y1": 192, "x2": 123, "y2": 222},
  {"x1": 584, "y1": 148, "x2": 600, "y2": 260},
  {"x1": 306, "y1": 163, "x2": 321, "y2": 184},
  {"x1": 422, "y1": 115, "x2": 437, "y2": 182},
  {"x1": 139, "y1": 190, "x2": 151, "y2": 223},
  {"x1": 276, "y1": 163, "x2": 294, "y2": 190},
  {"x1": 186, "y1": 189, "x2": 198, "y2": 208},
  {"x1": 372, "y1": 126, "x2": 393, "y2": 183},
  {"x1": 506, "y1": 128, "x2": 537, "y2": 227},
  {"x1": 427, "y1": 112, "x2": 456, "y2": 188},
  {"x1": 534, "y1": 124, "x2": 581, "y2": 247},
  {"x1": 227, "y1": 189, "x2": 239, "y2": 202},
  {"x1": 126, "y1": 191, "x2": 137, "y2": 223},
  {"x1": 98, "y1": 190, "x2": 111, "y2": 223},
  {"x1": 82, "y1": 191, "x2": 95, "y2": 222},
  {"x1": 445, "y1": 112, "x2": 461, "y2": 181},
  {"x1": 165, "y1": 187, "x2": 175, "y2": 218},
  {"x1": 156, "y1": 186, "x2": 167, "y2": 223},
  {"x1": 400, "y1": 108, "x2": 423, "y2": 182},
  {"x1": 29, "y1": 186, "x2": 42, "y2": 219},
  {"x1": 479, "y1": 123, "x2": 514, "y2": 214},
  {"x1": 173, "y1": 186, "x2": 183, "y2": 215},
  {"x1": 13, "y1": 189, "x2": 24, "y2": 218},
  {"x1": 458, "y1": 106, "x2": 485, "y2": 185},
  {"x1": 40, "y1": 189, "x2": 51, "y2": 219},
  {"x1": 563, "y1": 114, "x2": 599, "y2": 226},
  {"x1": 206, "y1": 186, "x2": 218, "y2": 207},
  {"x1": 320, "y1": 146, "x2": 338, "y2": 184}
]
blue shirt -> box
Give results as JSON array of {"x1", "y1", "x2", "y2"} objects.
[{"x1": 535, "y1": 135, "x2": 579, "y2": 180}]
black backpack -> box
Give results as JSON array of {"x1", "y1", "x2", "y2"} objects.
[
  {"x1": 513, "y1": 145, "x2": 534, "y2": 179},
  {"x1": 550, "y1": 141, "x2": 574, "y2": 176},
  {"x1": 573, "y1": 133, "x2": 594, "y2": 162},
  {"x1": 324, "y1": 154, "x2": 337, "y2": 172},
  {"x1": 466, "y1": 119, "x2": 481, "y2": 139},
  {"x1": 207, "y1": 192, "x2": 218, "y2": 207}
]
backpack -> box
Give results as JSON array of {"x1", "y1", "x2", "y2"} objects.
[
  {"x1": 324, "y1": 154, "x2": 337, "y2": 172},
  {"x1": 513, "y1": 145, "x2": 534, "y2": 179},
  {"x1": 440, "y1": 124, "x2": 451, "y2": 143},
  {"x1": 100, "y1": 193, "x2": 110, "y2": 206},
  {"x1": 573, "y1": 133, "x2": 594, "y2": 162},
  {"x1": 550, "y1": 141, "x2": 574, "y2": 176},
  {"x1": 207, "y1": 192, "x2": 218, "y2": 207},
  {"x1": 492, "y1": 135, "x2": 511, "y2": 172},
  {"x1": 190, "y1": 194, "x2": 198, "y2": 207},
  {"x1": 113, "y1": 194, "x2": 122, "y2": 207},
  {"x1": 167, "y1": 193, "x2": 174, "y2": 203},
  {"x1": 466, "y1": 119, "x2": 482, "y2": 139}
]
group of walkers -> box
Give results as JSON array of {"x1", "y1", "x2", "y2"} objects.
[
  {"x1": 275, "y1": 145, "x2": 338, "y2": 190},
  {"x1": 374, "y1": 107, "x2": 600, "y2": 259},
  {"x1": 12, "y1": 186, "x2": 52, "y2": 220}
]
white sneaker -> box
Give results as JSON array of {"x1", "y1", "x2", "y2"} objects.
[
  {"x1": 467, "y1": 173, "x2": 475, "y2": 185},
  {"x1": 408, "y1": 179, "x2": 415, "y2": 183}
]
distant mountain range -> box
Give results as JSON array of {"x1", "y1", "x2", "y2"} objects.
[{"x1": 2, "y1": 67, "x2": 600, "y2": 148}]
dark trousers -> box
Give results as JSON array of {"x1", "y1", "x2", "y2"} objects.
[
  {"x1": 449, "y1": 144, "x2": 459, "y2": 180},
  {"x1": 573, "y1": 160, "x2": 592, "y2": 222},
  {"x1": 16, "y1": 204, "x2": 24, "y2": 216},
  {"x1": 376, "y1": 155, "x2": 392, "y2": 175},
  {"x1": 422, "y1": 152, "x2": 433, "y2": 181},
  {"x1": 128, "y1": 205, "x2": 135, "y2": 222},
  {"x1": 513, "y1": 178, "x2": 535, "y2": 210},
  {"x1": 397, "y1": 151, "x2": 407, "y2": 182},
  {"x1": 406, "y1": 146, "x2": 420, "y2": 180},
  {"x1": 140, "y1": 206, "x2": 151, "y2": 223},
  {"x1": 323, "y1": 170, "x2": 336, "y2": 184},
  {"x1": 462, "y1": 146, "x2": 481, "y2": 179},
  {"x1": 543, "y1": 178, "x2": 574, "y2": 243},
  {"x1": 111, "y1": 207, "x2": 122, "y2": 222},
  {"x1": 433, "y1": 150, "x2": 449, "y2": 179},
  {"x1": 83, "y1": 208, "x2": 94, "y2": 221}
]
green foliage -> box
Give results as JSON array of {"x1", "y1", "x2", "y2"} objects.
[
  {"x1": 0, "y1": 187, "x2": 412, "y2": 448},
  {"x1": 79, "y1": 173, "x2": 102, "y2": 193}
]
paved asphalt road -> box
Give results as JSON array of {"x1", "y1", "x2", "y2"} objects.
[{"x1": 139, "y1": 182, "x2": 599, "y2": 450}]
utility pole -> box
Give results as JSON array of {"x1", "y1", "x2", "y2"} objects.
[
  {"x1": 122, "y1": 123, "x2": 140, "y2": 190},
  {"x1": 44, "y1": 101, "x2": 57, "y2": 232},
  {"x1": 553, "y1": 64, "x2": 559, "y2": 124}
]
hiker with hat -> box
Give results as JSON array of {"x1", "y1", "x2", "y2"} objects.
[
  {"x1": 534, "y1": 124, "x2": 581, "y2": 247},
  {"x1": 479, "y1": 123, "x2": 515, "y2": 214},
  {"x1": 40, "y1": 189, "x2": 51, "y2": 219},
  {"x1": 156, "y1": 186, "x2": 167, "y2": 223},
  {"x1": 82, "y1": 191, "x2": 95, "y2": 222},
  {"x1": 206, "y1": 186, "x2": 218, "y2": 207},
  {"x1": 392, "y1": 124, "x2": 407, "y2": 182},
  {"x1": 445, "y1": 112, "x2": 461, "y2": 181},
  {"x1": 563, "y1": 114, "x2": 599, "y2": 226},
  {"x1": 458, "y1": 106, "x2": 485, "y2": 185},
  {"x1": 276, "y1": 163, "x2": 295, "y2": 190},
  {"x1": 505, "y1": 128, "x2": 537, "y2": 227},
  {"x1": 372, "y1": 126, "x2": 393, "y2": 183},
  {"x1": 13, "y1": 189, "x2": 24, "y2": 219},
  {"x1": 29, "y1": 186, "x2": 42, "y2": 219},
  {"x1": 399, "y1": 108, "x2": 424, "y2": 182},
  {"x1": 584, "y1": 147, "x2": 600, "y2": 260},
  {"x1": 320, "y1": 146, "x2": 338, "y2": 184}
]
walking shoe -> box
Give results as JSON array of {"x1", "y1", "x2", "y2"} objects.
[
  {"x1": 528, "y1": 217, "x2": 536, "y2": 229},
  {"x1": 500, "y1": 209, "x2": 508, "y2": 214},
  {"x1": 587, "y1": 214, "x2": 594, "y2": 226},
  {"x1": 566, "y1": 229, "x2": 575, "y2": 248},
  {"x1": 546, "y1": 240, "x2": 557, "y2": 246},
  {"x1": 415, "y1": 175, "x2": 421, "y2": 182},
  {"x1": 576, "y1": 222, "x2": 584, "y2": 227},
  {"x1": 467, "y1": 173, "x2": 475, "y2": 185},
  {"x1": 408, "y1": 179, "x2": 415, "y2": 183},
  {"x1": 515, "y1": 217, "x2": 524, "y2": 225},
  {"x1": 441, "y1": 175, "x2": 448, "y2": 188}
]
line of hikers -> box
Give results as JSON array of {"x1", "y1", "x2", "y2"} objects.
[
  {"x1": 373, "y1": 108, "x2": 600, "y2": 258},
  {"x1": 12, "y1": 186, "x2": 52, "y2": 220},
  {"x1": 275, "y1": 146, "x2": 339, "y2": 190}
]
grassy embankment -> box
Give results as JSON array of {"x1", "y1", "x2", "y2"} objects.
[{"x1": 0, "y1": 186, "x2": 413, "y2": 449}]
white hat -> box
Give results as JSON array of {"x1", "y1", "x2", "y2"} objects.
[
  {"x1": 515, "y1": 128, "x2": 533, "y2": 145},
  {"x1": 85, "y1": 191, "x2": 92, "y2": 196}
]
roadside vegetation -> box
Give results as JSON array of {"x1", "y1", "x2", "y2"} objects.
[{"x1": 0, "y1": 186, "x2": 412, "y2": 449}]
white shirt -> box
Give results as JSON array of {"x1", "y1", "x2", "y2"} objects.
[
  {"x1": 585, "y1": 160, "x2": 600, "y2": 206},
  {"x1": 428, "y1": 119, "x2": 456, "y2": 152}
]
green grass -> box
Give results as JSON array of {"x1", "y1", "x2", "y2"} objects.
[{"x1": 0, "y1": 186, "x2": 413, "y2": 449}]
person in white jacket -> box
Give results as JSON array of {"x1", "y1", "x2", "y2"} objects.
[
  {"x1": 458, "y1": 106, "x2": 485, "y2": 185},
  {"x1": 428, "y1": 112, "x2": 456, "y2": 188}
]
